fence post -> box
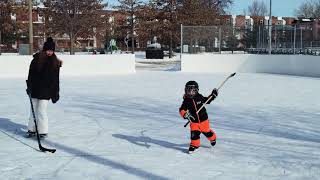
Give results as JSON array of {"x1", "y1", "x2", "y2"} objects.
[
  {"x1": 0, "y1": 30, "x2": 2, "y2": 55},
  {"x1": 293, "y1": 25, "x2": 296, "y2": 54},
  {"x1": 219, "y1": 26, "x2": 221, "y2": 54},
  {"x1": 268, "y1": 0, "x2": 272, "y2": 54},
  {"x1": 300, "y1": 27, "x2": 303, "y2": 50},
  {"x1": 258, "y1": 26, "x2": 261, "y2": 48},
  {"x1": 275, "y1": 25, "x2": 277, "y2": 49},
  {"x1": 180, "y1": 24, "x2": 183, "y2": 60},
  {"x1": 28, "y1": 0, "x2": 33, "y2": 55}
]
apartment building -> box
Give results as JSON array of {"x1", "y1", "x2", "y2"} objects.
[{"x1": 11, "y1": 5, "x2": 107, "y2": 52}]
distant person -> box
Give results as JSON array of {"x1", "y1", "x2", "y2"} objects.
[
  {"x1": 179, "y1": 81, "x2": 218, "y2": 153},
  {"x1": 26, "y1": 37, "x2": 62, "y2": 138}
]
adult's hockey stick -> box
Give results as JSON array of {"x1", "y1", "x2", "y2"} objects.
[
  {"x1": 184, "y1": 72, "x2": 236, "y2": 127},
  {"x1": 27, "y1": 92, "x2": 56, "y2": 153}
]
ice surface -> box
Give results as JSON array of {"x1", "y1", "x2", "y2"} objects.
[{"x1": 0, "y1": 54, "x2": 319, "y2": 179}]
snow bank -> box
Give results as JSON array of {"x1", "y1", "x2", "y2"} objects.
[
  {"x1": 182, "y1": 54, "x2": 320, "y2": 77},
  {"x1": 0, "y1": 54, "x2": 135, "y2": 77}
]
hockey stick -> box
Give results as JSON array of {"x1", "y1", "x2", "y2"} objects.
[
  {"x1": 27, "y1": 92, "x2": 56, "y2": 153},
  {"x1": 184, "y1": 72, "x2": 236, "y2": 127}
]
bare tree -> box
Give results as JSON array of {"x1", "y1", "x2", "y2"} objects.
[
  {"x1": 295, "y1": 0, "x2": 320, "y2": 18},
  {"x1": 116, "y1": 0, "x2": 143, "y2": 54},
  {"x1": 245, "y1": 0, "x2": 267, "y2": 16},
  {"x1": 206, "y1": 0, "x2": 234, "y2": 15},
  {"x1": 177, "y1": 0, "x2": 233, "y2": 53},
  {"x1": 42, "y1": 0, "x2": 107, "y2": 54},
  {"x1": 135, "y1": 4, "x2": 159, "y2": 50},
  {"x1": 136, "y1": 0, "x2": 233, "y2": 57},
  {"x1": 142, "y1": 0, "x2": 180, "y2": 58},
  {"x1": 0, "y1": 0, "x2": 17, "y2": 54},
  {"x1": 106, "y1": 10, "x2": 129, "y2": 51},
  {"x1": 178, "y1": 0, "x2": 233, "y2": 25}
]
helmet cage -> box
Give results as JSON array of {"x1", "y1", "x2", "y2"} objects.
[{"x1": 185, "y1": 85, "x2": 198, "y2": 98}]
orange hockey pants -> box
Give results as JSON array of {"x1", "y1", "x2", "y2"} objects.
[{"x1": 190, "y1": 119, "x2": 216, "y2": 147}]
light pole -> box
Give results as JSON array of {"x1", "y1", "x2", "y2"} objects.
[
  {"x1": 0, "y1": 2, "x2": 3, "y2": 55},
  {"x1": 180, "y1": 24, "x2": 182, "y2": 60},
  {"x1": 268, "y1": 0, "x2": 272, "y2": 54},
  {"x1": 28, "y1": 0, "x2": 33, "y2": 55},
  {"x1": 0, "y1": 29, "x2": 2, "y2": 55}
]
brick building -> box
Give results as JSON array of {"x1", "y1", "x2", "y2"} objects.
[
  {"x1": 8, "y1": 3, "x2": 320, "y2": 53},
  {"x1": 11, "y1": 5, "x2": 108, "y2": 53}
]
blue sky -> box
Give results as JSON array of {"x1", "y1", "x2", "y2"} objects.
[
  {"x1": 228, "y1": 0, "x2": 303, "y2": 17},
  {"x1": 106, "y1": 0, "x2": 304, "y2": 17}
]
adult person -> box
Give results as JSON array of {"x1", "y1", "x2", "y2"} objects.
[{"x1": 26, "y1": 37, "x2": 62, "y2": 138}]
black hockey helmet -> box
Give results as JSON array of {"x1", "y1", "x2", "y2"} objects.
[{"x1": 185, "y1": 81, "x2": 199, "y2": 98}]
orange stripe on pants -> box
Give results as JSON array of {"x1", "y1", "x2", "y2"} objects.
[{"x1": 190, "y1": 119, "x2": 216, "y2": 147}]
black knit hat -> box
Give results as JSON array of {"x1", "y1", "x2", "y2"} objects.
[{"x1": 43, "y1": 37, "x2": 55, "y2": 51}]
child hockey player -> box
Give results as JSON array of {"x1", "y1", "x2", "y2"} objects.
[{"x1": 179, "y1": 81, "x2": 218, "y2": 153}]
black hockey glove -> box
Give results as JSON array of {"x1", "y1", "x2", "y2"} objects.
[
  {"x1": 26, "y1": 80, "x2": 31, "y2": 95},
  {"x1": 211, "y1": 88, "x2": 218, "y2": 97},
  {"x1": 183, "y1": 110, "x2": 195, "y2": 120},
  {"x1": 51, "y1": 94, "x2": 59, "y2": 104},
  {"x1": 26, "y1": 88, "x2": 31, "y2": 95}
]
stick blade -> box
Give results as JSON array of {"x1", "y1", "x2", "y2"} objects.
[
  {"x1": 40, "y1": 146, "x2": 56, "y2": 153},
  {"x1": 229, "y1": 72, "x2": 236, "y2": 77}
]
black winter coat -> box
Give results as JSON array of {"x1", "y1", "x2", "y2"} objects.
[
  {"x1": 27, "y1": 53, "x2": 61, "y2": 100},
  {"x1": 179, "y1": 93, "x2": 215, "y2": 123}
]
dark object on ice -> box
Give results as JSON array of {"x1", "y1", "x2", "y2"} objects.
[{"x1": 146, "y1": 43, "x2": 164, "y2": 59}]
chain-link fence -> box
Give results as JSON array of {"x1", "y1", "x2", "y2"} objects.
[{"x1": 181, "y1": 25, "x2": 320, "y2": 55}]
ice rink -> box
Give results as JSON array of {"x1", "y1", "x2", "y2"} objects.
[{"x1": 0, "y1": 56, "x2": 319, "y2": 179}]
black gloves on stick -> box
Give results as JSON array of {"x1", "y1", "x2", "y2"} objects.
[
  {"x1": 183, "y1": 110, "x2": 195, "y2": 120},
  {"x1": 211, "y1": 88, "x2": 218, "y2": 97},
  {"x1": 51, "y1": 94, "x2": 59, "y2": 104}
]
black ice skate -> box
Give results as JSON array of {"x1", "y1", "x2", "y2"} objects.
[
  {"x1": 188, "y1": 146, "x2": 199, "y2": 154},
  {"x1": 210, "y1": 140, "x2": 216, "y2": 147},
  {"x1": 26, "y1": 130, "x2": 36, "y2": 138},
  {"x1": 39, "y1": 134, "x2": 48, "y2": 138}
]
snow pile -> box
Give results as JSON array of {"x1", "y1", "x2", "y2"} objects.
[
  {"x1": 135, "y1": 51, "x2": 181, "y2": 71},
  {"x1": 182, "y1": 54, "x2": 320, "y2": 77},
  {"x1": 0, "y1": 54, "x2": 135, "y2": 78}
]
